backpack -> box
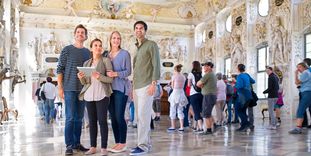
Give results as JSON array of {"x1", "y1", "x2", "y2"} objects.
[
  {"x1": 226, "y1": 83, "x2": 234, "y2": 96},
  {"x1": 191, "y1": 72, "x2": 202, "y2": 93},
  {"x1": 40, "y1": 84, "x2": 47, "y2": 101}
]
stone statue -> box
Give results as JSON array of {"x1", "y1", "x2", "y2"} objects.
[
  {"x1": 0, "y1": 96, "x2": 18, "y2": 123},
  {"x1": 231, "y1": 35, "x2": 245, "y2": 69},
  {"x1": 10, "y1": 37, "x2": 19, "y2": 70},
  {"x1": 271, "y1": 17, "x2": 287, "y2": 64},
  {"x1": 11, "y1": 74, "x2": 26, "y2": 93},
  {"x1": 64, "y1": 0, "x2": 77, "y2": 16},
  {"x1": 0, "y1": 68, "x2": 14, "y2": 84},
  {"x1": 0, "y1": 20, "x2": 5, "y2": 57}
]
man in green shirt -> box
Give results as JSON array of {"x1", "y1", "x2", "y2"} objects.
[
  {"x1": 197, "y1": 62, "x2": 217, "y2": 135},
  {"x1": 130, "y1": 21, "x2": 161, "y2": 156}
]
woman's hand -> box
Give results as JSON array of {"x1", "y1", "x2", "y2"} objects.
[
  {"x1": 107, "y1": 70, "x2": 118, "y2": 78},
  {"x1": 77, "y1": 71, "x2": 85, "y2": 79},
  {"x1": 92, "y1": 71, "x2": 101, "y2": 79}
]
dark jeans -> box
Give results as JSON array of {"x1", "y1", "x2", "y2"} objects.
[
  {"x1": 109, "y1": 90, "x2": 128, "y2": 144},
  {"x1": 226, "y1": 97, "x2": 233, "y2": 123},
  {"x1": 233, "y1": 98, "x2": 239, "y2": 122},
  {"x1": 237, "y1": 101, "x2": 250, "y2": 128},
  {"x1": 183, "y1": 98, "x2": 190, "y2": 127},
  {"x1": 189, "y1": 93, "x2": 203, "y2": 121},
  {"x1": 64, "y1": 91, "x2": 85, "y2": 149},
  {"x1": 86, "y1": 97, "x2": 109, "y2": 148}
]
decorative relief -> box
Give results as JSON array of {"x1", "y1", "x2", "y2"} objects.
[
  {"x1": 27, "y1": 32, "x2": 69, "y2": 71},
  {"x1": 199, "y1": 22, "x2": 216, "y2": 63},
  {"x1": 231, "y1": 3, "x2": 247, "y2": 71},
  {"x1": 268, "y1": 0, "x2": 291, "y2": 65},
  {"x1": 178, "y1": 3, "x2": 197, "y2": 19},
  {"x1": 303, "y1": 1, "x2": 311, "y2": 27},
  {"x1": 64, "y1": 0, "x2": 77, "y2": 16},
  {"x1": 205, "y1": 0, "x2": 227, "y2": 14},
  {"x1": 255, "y1": 21, "x2": 267, "y2": 43},
  {"x1": 90, "y1": 0, "x2": 133, "y2": 20},
  {"x1": 157, "y1": 38, "x2": 186, "y2": 62}
]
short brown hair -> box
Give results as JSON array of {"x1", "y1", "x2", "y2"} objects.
[{"x1": 74, "y1": 24, "x2": 88, "y2": 38}]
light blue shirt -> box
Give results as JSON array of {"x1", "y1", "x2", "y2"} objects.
[
  {"x1": 299, "y1": 70, "x2": 311, "y2": 92},
  {"x1": 109, "y1": 49, "x2": 132, "y2": 95}
]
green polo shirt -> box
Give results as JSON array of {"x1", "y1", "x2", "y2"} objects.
[
  {"x1": 200, "y1": 71, "x2": 217, "y2": 95},
  {"x1": 133, "y1": 38, "x2": 161, "y2": 89}
]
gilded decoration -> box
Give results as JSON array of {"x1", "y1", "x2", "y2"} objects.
[{"x1": 255, "y1": 20, "x2": 267, "y2": 43}]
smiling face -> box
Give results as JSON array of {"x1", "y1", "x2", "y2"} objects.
[
  {"x1": 91, "y1": 40, "x2": 103, "y2": 58},
  {"x1": 134, "y1": 23, "x2": 146, "y2": 40},
  {"x1": 110, "y1": 31, "x2": 121, "y2": 49},
  {"x1": 297, "y1": 64, "x2": 307, "y2": 73},
  {"x1": 74, "y1": 28, "x2": 87, "y2": 42}
]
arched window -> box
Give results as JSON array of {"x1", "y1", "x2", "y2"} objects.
[
  {"x1": 258, "y1": 0, "x2": 269, "y2": 17},
  {"x1": 225, "y1": 14, "x2": 232, "y2": 32},
  {"x1": 202, "y1": 30, "x2": 206, "y2": 43}
]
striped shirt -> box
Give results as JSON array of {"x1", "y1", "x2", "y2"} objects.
[{"x1": 57, "y1": 45, "x2": 90, "y2": 91}]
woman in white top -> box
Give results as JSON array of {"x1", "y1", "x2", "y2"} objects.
[
  {"x1": 215, "y1": 73, "x2": 226, "y2": 125},
  {"x1": 187, "y1": 61, "x2": 203, "y2": 133},
  {"x1": 168, "y1": 64, "x2": 188, "y2": 132},
  {"x1": 78, "y1": 38, "x2": 113, "y2": 155}
]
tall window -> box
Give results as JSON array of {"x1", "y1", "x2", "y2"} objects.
[
  {"x1": 224, "y1": 57, "x2": 231, "y2": 77},
  {"x1": 305, "y1": 33, "x2": 311, "y2": 58},
  {"x1": 257, "y1": 45, "x2": 269, "y2": 99},
  {"x1": 202, "y1": 30, "x2": 206, "y2": 43},
  {"x1": 226, "y1": 14, "x2": 232, "y2": 32},
  {"x1": 258, "y1": 0, "x2": 269, "y2": 17}
]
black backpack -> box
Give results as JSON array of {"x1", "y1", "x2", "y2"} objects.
[
  {"x1": 191, "y1": 72, "x2": 202, "y2": 92},
  {"x1": 226, "y1": 83, "x2": 234, "y2": 96}
]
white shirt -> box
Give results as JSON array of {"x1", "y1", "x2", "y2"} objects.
[
  {"x1": 187, "y1": 73, "x2": 199, "y2": 96},
  {"x1": 216, "y1": 80, "x2": 226, "y2": 101},
  {"x1": 41, "y1": 82, "x2": 56, "y2": 100}
]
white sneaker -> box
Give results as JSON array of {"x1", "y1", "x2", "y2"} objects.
[{"x1": 267, "y1": 126, "x2": 277, "y2": 130}]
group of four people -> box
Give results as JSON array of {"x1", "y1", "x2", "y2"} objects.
[{"x1": 57, "y1": 21, "x2": 160, "y2": 156}]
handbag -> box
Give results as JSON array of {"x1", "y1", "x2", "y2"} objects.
[{"x1": 40, "y1": 84, "x2": 47, "y2": 101}]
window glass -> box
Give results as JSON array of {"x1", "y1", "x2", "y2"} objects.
[
  {"x1": 224, "y1": 58, "x2": 231, "y2": 77},
  {"x1": 258, "y1": 0, "x2": 269, "y2": 17},
  {"x1": 226, "y1": 15, "x2": 232, "y2": 32}
]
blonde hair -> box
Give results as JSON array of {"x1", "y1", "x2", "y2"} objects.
[{"x1": 109, "y1": 31, "x2": 122, "y2": 50}]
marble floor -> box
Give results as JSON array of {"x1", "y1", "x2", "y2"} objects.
[{"x1": 0, "y1": 116, "x2": 311, "y2": 156}]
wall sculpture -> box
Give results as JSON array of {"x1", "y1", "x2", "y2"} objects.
[{"x1": 268, "y1": 0, "x2": 291, "y2": 65}]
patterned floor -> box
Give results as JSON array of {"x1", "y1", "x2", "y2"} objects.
[{"x1": 0, "y1": 116, "x2": 311, "y2": 156}]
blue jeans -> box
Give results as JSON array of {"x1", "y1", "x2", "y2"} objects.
[
  {"x1": 109, "y1": 90, "x2": 128, "y2": 144},
  {"x1": 64, "y1": 91, "x2": 85, "y2": 148},
  {"x1": 129, "y1": 101, "x2": 135, "y2": 122},
  {"x1": 297, "y1": 91, "x2": 311, "y2": 118},
  {"x1": 226, "y1": 97, "x2": 233, "y2": 123},
  {"x1": 183, "y1": 99, "x2": 190, "y2": 127},
  {"x1": 189, "y1": 93, "x2": 203, "y2": 121},
  {"x1": 44, "y1": 99, "x2": 55, "y2": 124},
  {"x1": 237, "y1": 101, "x2": 250, "y2": 128},
  {"x1": 232, "y1": 98, "x2": 239, "y2": 122},
  {"x1": 37, "y1": 100, "x2": 45, "y2": 117}
]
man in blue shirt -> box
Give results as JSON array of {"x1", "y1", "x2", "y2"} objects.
[{"x1": 57, "y1": 24, "x2": 90, "y2": 155}]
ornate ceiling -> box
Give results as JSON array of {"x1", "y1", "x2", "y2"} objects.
[{"x1": 20, "y1": 0, "x2": 228, "y2": 25}]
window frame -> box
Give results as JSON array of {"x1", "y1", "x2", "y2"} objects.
[
  {"x1": 304, "y1": 32, "x2": 311, "y2": 58},
  {"x1": 256, "y1": 44, "x2": 269, "y2": 99}
]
